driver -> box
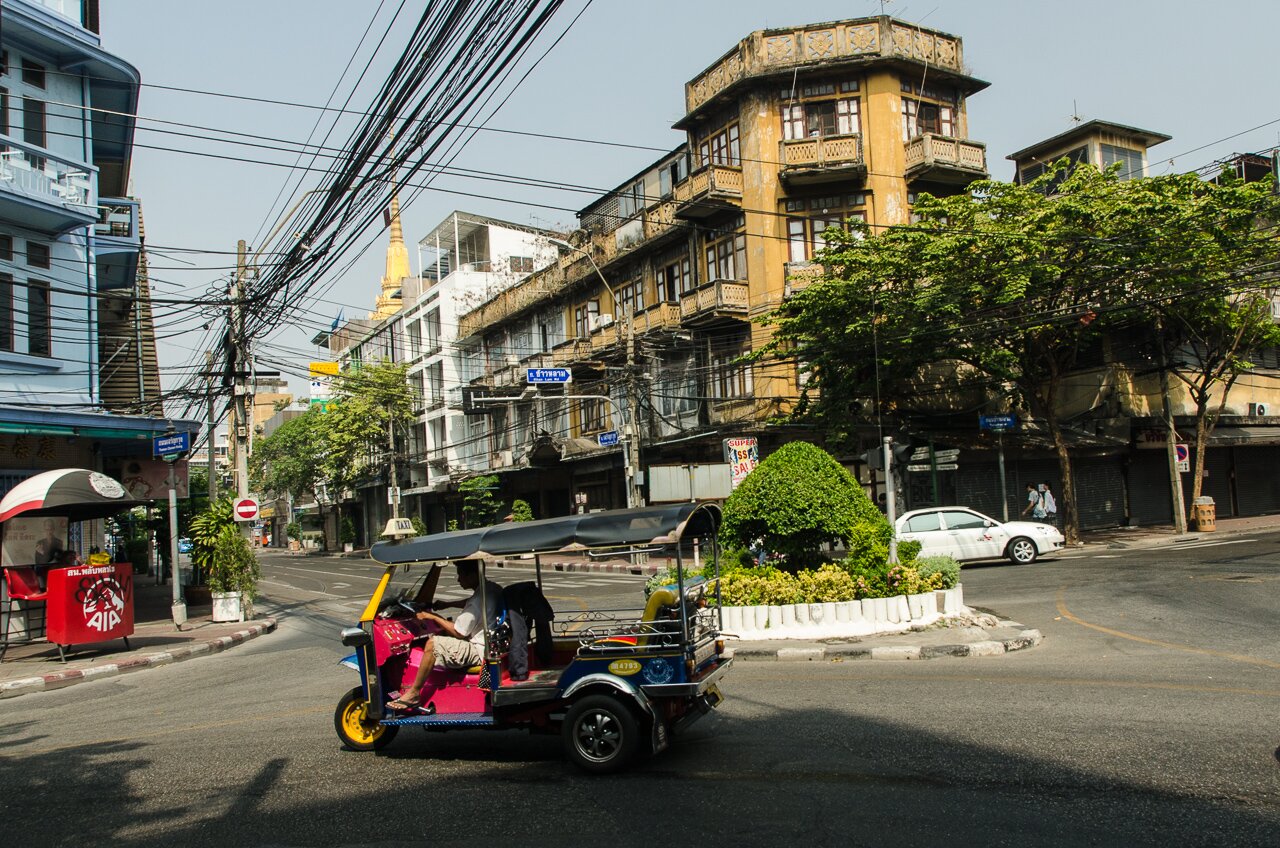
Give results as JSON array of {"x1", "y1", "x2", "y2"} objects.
[{"x1": 387, "y1": 559, "x2": 499, "y2": 711}]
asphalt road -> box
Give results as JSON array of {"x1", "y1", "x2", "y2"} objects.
[{"x1": 1, "y1": 542, "x2": 1277, "y2": 847}]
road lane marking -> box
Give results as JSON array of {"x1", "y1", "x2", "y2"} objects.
[
  {"x1": 1055, "y1": 585, "x2": 1280, "y2": 670},
  {"x1": 259, "y1": 579, "x2": 346, "y2": 599},
  {"x1": 1163, "y1": 538, "x2": 1257, "y2": 551}
]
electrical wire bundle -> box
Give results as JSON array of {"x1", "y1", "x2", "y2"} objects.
[{"x1": 172, "y1": 0, "x2": 566, "y2": 423}]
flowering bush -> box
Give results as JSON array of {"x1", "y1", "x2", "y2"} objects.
[{"x1": 914, "y1": 555, "x2": 961, "y2": 590}]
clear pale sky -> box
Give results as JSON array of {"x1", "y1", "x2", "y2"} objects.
[{"x1": 96, "y1": 0, "x2": 1280, "y2": 399}]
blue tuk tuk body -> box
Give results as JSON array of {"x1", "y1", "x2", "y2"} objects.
[{"x1": 334, "y1": 502, "x2": 730, "y2": 772}]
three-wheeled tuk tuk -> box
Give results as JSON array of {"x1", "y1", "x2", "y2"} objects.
[{"x1": 333, "y1": 502, "x2": 731, "y2": 772}]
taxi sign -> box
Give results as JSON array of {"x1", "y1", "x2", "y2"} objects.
[{"x1": 233, "y1": 498, "x2": 260, "y2": 522}]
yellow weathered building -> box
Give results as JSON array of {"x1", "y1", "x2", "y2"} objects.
[{"x1": 454, "y1": 16, "x2": 991, "y2": 513}]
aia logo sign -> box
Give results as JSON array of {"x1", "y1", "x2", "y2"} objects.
[{"x1": 76, "y1": 573, "x2": 131, "y2": 633}]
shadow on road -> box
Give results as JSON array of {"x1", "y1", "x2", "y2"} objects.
[{"x1": 0, "y1": 701, "x2": 1275, "y2": 848}]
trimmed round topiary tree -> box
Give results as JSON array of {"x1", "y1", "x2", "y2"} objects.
[{"x1": 720, "y1": 441, "x2": 889, "y2": 570}]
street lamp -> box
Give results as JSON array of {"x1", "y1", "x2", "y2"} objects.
[{"x1": 547, "y1": 237, "x2": 643, "y2": 510}]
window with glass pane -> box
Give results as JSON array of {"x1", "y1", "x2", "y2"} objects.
[
  {"x1": 706, "y1": 333, "x2": 752, "y2": 400},
  {"x1": 424, "y1": 309, "x2": 441, "y2": 354},
  {"x1": 698, "y1": 123, "x2": 740, "y2": 167},
  {"x1": 618, "y1": 279, "x2": 644, "y2": 315},
  {"x1": 28, "y1": 279, "x2": 50, "y2": 356},
  {"x1": 574, "y1": 300, "x2": 599, "y2": 337},
  {"x1": 905, "y1": 512, "x2": 943, "y2": 532},
  {"x1": 941, "y1": 511, "x2": 987, "y2": 530},
  {"x1": 656, "y1": 254, "x2": 691, "y2": 301},
  {"x1": 406, "y1": 322, "x2": 421, "y2": 358},
  {"x1": 0, "y1": 274, "x2": 12, "y2": 351},
  {"x1": 579, "y1": 398, "x2": 608, "y2": 433},
  {"x1": 23, "y1": 96, "x2": 45, "y2": 148},
  {"x1": 787, "y1": 219, "x2": 807, "y2": 263},
  {"x1": 901, "y1": 99, "x2": 954, "y2": 140},
  {"x1": 705, "y1": 233, "x2": 746, "y2": 281},
  {"x1": 1100, "y1": 143, "x2": 1144, "y2": 180}
]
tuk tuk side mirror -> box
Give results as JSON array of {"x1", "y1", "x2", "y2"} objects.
[{"x1": 340, "y1": 626, "x2": 372, "y2": 648}]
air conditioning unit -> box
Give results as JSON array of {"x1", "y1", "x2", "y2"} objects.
[
  {"x1": 587, "y1": 313, "x2": 614, "y2": 332},
  {"x1": 1249, "y1": 402, "x2": 1269, "y2": 417},
  {"x1": 495, "y1": 449, "x2": 514, "y2": 467}
]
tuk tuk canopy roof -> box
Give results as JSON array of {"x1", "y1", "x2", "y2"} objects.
[{"x1": 370, "y1": 502, "x2": 721, "y2": 565}]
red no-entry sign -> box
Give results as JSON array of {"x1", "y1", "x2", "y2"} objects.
[{"x1": 234, "y1": 497, "x2": 260, "y2": 522}]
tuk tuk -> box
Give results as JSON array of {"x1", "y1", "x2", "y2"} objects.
[{"x1": 333, "y1": 502, "x2": 731, "y2": 773}]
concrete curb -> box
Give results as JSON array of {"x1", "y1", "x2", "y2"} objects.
[
  {"x1": 724, "y1": 621, "x2": 1043, "y2": 662},
  {"x1": 492, "y1": 558, "x2": 663, "y2": 577},
  {"x1": 0, "y1": 618, "x2": 278, "y2": 700}
]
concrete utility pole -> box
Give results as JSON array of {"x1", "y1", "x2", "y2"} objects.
[
  {"x1": 884, "y1": 436, "x2": 899, "y2": 564},
  {"x1": 386, "y1": 406, "x2": 400, "y2": 520},
  {"x1": 206, "y1": 350, "x2": 217, "y2": 501},
  {"x1": 233, "y1": 240, "x2": 252, "y2": 542},
  {"x1": 1156, "y1": 320, "x2": 1188, "y2": 534}
]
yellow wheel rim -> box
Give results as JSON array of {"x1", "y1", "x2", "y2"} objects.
[{"x1": 341, "y1": 698, "x2": 384, "y2": 745}]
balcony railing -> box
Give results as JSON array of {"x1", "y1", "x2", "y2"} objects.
[
  {"x1": 673, "y1": 165, "x2": 743, "y2": 218},
  {"x1": 589, "y1": 322, "x2": 619, "y2": 353},
  {"x1": 680, "y1": 279, "x2": 750, "y2": 323},
  {"x1": 903, "y1": 134, "x2": 987, "y2": 182},
  {"x1": 0, "y1": 137, "x2": 97, "y2": 231},
  {"x1": 551, "y1": 338, "x2": 591, "y2": 367},
  {"x1": 633, "y1": 302, "x2": 681, "y2": 334},
  {"x1": 95, "y1": 199, "x2": 138, "y2": 240},
  {"x1": 784, "y1": 261, "x2": 826, "y2": 297},
  {"x1": 780, "y1": 133, "x2": 864, "y2": 172}
]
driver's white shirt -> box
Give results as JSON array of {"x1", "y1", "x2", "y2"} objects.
[{"x1": 451, "y1": 580, "x2": 500, "y2": 646}]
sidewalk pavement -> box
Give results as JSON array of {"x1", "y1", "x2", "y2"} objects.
[{"x1": 1, "y1": 576, "x2": 276, "y2": 700}]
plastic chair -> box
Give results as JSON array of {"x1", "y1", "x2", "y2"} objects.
[{"x1": 1, "y1": 566, "x2": 49, "y2": 661}]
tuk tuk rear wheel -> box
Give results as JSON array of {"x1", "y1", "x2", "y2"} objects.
[
  {"x1": 563, "y1": 694, "x2": 640, "y2": 774},
  {"x1": 335, "y1": 687, "x2": 398, "y2": 752}
]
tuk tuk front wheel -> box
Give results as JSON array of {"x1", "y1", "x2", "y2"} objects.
[
  {"x1": 335, "y1": 687, "x2": 398, "y2": 752},
  {"x1": 563, "y1": 694, "x2": 640, "y2": 774}
]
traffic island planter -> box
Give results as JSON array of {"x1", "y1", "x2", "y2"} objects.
[{"x1": 718, "y1": 585, "x2": 965, "y2": 641}]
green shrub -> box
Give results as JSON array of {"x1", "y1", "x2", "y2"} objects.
[
  {"x1": 914, "y1": 555, "x2": 961, "y2": 589},
  {"x1": 285, "y1": 521, "x2": 302, "y2": 541},
  {"x1": 721, "y1": 441, "x2": 889, "y2": 571},
  {"x1": 340, "y1": 516, "x2": 357, "y2": 545},
  {"x1": 410, "y1": 515, "x2": 428, "y2": 537},
  {"x1": 719, "y1": 567, "x2": 801, "y2": 606},
  {"x1": 207, "y1": 526, "x2": 261, "y2": 597},
  {"x1": 509, "y1": 499, "x2": 534, "y2": 522},
  {"x1": 795, "y1": 564, "x2": 857, "y2": 602},
  {"x1": 189, "y1": 499, "x2": 235, "y2": 584}
]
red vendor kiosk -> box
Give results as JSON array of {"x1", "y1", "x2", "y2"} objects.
[{"x1": 0, "y1": 469, "x2": 144, "y2": 662}]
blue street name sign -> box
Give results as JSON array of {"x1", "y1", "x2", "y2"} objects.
[
  {"x1": 153, "y1": 432, "x2": 190, "y2": 458},
  {"x1": 979, "y1": 414, "x2": 1018, "y2": 432},
  {"x1": 526, "y1": 367, "x2": 572, "y2": 384},
  {"x1": 597, "y1": 430, "x2": 620, "y2": 447}
]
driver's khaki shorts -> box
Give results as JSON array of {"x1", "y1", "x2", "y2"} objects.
[{"x1": 433, "y1": 634, "x2": 483, "y2": 668}]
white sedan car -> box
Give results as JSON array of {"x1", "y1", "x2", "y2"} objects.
[{"x1": 895, "y1": 507, "x2": 1065, "y2": 564}]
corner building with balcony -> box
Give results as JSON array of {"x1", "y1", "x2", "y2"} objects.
[
  {"x1": 456, "y1": 16, "x2": 990, "y2": 513},
  {"x1": 0, "y1": 1, "x2": 198, "y2": 554}
]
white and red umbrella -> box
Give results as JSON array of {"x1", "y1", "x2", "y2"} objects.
[{"x1": 0, "y1": 469, "x2": 143, "y2": 523}]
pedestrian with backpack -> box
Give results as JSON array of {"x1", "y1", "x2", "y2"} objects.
[
  {"x1": 1022, "y1": 482, "x2": 1046, "y2": 520},
  {"x1": 1040, "y1": 482, "x2": 1058, "y2": 526}
]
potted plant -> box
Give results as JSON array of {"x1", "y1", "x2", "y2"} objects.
[
  {"x1": 286, "y1": 521, "x2": 302, "y2": 552},
  {"x1": 208, "y1": 525, "x2": 261, "y2": 622},
  {"x1": 340, "y1": 515, "x2": 356, "y2": 553},
  {"x1": 186, "y1": 499, "x2": 236, "y2": 606}
]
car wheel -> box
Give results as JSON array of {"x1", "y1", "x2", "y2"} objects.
[
  {"x1": 1006, "y1": 536, "x2": 1038, "y2": 565},
  {"x1": 334, "y1": 687, "x2": 398, "y2": 751},
  {"x1": 563, "y1": 694, "x2": 640, "y2": 774}
]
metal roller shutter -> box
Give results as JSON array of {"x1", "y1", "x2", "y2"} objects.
[
  {"x1": 1072, "y1": 457, "x2": 1126, "y2": 530},
  {"x1": 1127, "y1": 451, "x2": 1173, "y2": 526},
  {"x1": 1231, "y1": 446, "x2": 1280, "y2": 516}
]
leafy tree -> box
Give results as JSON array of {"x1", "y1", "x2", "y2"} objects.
[
  {"x1": 720, "y1": 441, "x2": 886, "y2": 570},
  {"x1": 459, "y1": 474, "x2": 502, "y2": 528},
  {"x1": 510, "y1": 498, "x2": 534, "y2": 522},
  {"x1": 1120, "y1": 170, "x2": 1280, "y2": 507},
  {"x1": 767, "y1": 163, "x2": 1280, "y2": 542},
  {"x1": 251, "y1": 407, "x2": 329, "y2": 547},
  {"x1": 321, "y1": 360, "x2": 415, "y2": 505}
]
